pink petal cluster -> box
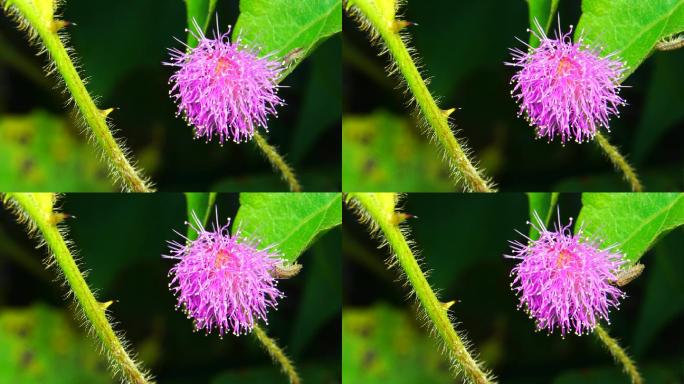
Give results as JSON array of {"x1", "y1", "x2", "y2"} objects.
[
  {"x1": 505, "y1": 211, "x2": 626, "y2": 336},
  {"x1": 506, "y1": 20, "x2": 626, "y2": 143},
  {"x1": 165, "y1": 20, "x2": 285, "y2": 144},
  {"x1": 164, "y1": 212, "x2": 283, "y2": 337}
]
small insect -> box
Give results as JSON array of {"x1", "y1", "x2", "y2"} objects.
[
  {"x1": 614, "y1": 263, "x2": 644, "y2": 287},
  {"x1": 656, "y1": 34, "x2": 684, "y2": 51},
  {"x1": 282, "y1": 47, "x2": 305, "y2": 68},
  {"x1": 272, "y1": 262, "x2": 302, "y2": 279}
]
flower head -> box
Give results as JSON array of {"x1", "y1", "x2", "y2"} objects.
[
  {"x1": 506, "y1": 20, "x2": 627, "y2": 143},
  {"x1": 505, "y1": 211, "x2": 626, "y2": 336},
  {"x1": 165, "y1": 20, "x2": 285, "y2": 144},
  {"x1": 164, "y1": 211, "x2": 284, "y2": 336}
]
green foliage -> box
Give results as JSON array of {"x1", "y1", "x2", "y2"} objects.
[
  {"x1": 342, "y1": 304, "x2": 453, "y2": 383},
  {"x1": 0, "y1": 304, "x2": 111, "y2": 384},
  {"x1": 577, "y1": 193, "x2": 684, "y2": 263},
  {"x1": 632, "y1": 233, "x2": 684, "y2": 356},
  {"x1": 290, "y1": 229, "x2": 341, "y2": 356},
  {"x1": 576, "y1": 0, "x2": 684, "y2": 78},
  {"x1": 526, "y1": 192, "x2": 559, "y2": 240},
  {"x1": 184, "y1": 192, "x2": 217, "y2": 241},
  {"x1": 342, "y1": 112, "x2": 453, "y2": 192},
  {"x1": 211, "y1": 363, "x2": 338, "y2": 383},
  {"x1": 185, "y1": 0, "x2": 218, "y2": 47},
  {"x1": 633, "y1": 49, "x2": 684, "y2": 164},
  {"x1": 234, "y1": 0, "x2": 342, "y2": 72},
  {"x1": 527, "y1": 0, "x2": 560, "y2": 47},
  {"x1": 0, "y1": 112, "x2": 111, "y2": 191},
  {"x1": 235, "y1": 193, "x2": 342, "y2": 262}
]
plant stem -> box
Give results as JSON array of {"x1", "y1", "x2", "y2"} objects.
[
  {"x1": 351, "y1": 193, "x2": 493, "y2": 384},
  {"x1": 253, "y1": 324, "x2": 301, "y2": 384},
  {"x1": 347, "y1": 0, "x2": 494, "y2": 192},
  {"x1": 254, "y1": 132, "x2": 302, "y2": 192},
  {"x1": 7, "y1": 0, "x2": 153, "y2": 192},
  {"x1": 595, "y1": 133, "x2": 642, "y2": 191},
  {"x1": 8, "y1": 193, "x2": 151, "y2": 383},
  {"x1": 594, "y1": 324, "x2": 643, "y2": 384}
]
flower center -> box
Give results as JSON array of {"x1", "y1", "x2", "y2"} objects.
[
  {"x1": 214, "y1": 249, "x2": 233, "y2": 268},
  {"x1": 555, "y1": 249, "x2": 573, "y2": 268},
  {"x1": 214, "y1": 57, "x2": 233, "y2": 76},
  {"x1": 555, "y1": 56, "x2": 577, "y2": 77}
]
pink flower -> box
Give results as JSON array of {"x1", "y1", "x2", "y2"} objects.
[
  {"x1": 506, "y1": 20, "x2": 626, "y2": 143},
  {"x1": 505, "y1": 210, "x2": 626, "y2": 336},
  {"x1": 164, "y1": 20, "x2": 285, "y2": 144},
  {"x1": 164, "y1": 211, "x2": 284, "y2": 336}
]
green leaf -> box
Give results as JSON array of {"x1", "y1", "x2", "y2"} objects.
[
  {"x1": 0, "y1": 112, "x2": 112, "y2": 191},
  {"x1": 342, "y1": 304, "x2": 453, "y2": 383},
  {"x1": 185, "y1": 0, "x2": 219, "y2": 48},
  {"x1": 527, "y1": 0, "x2": 560, "y2": 47},
  {"x1": 0, "y1": 304, "x2": 111, "y2": 384},
  {"x1": 526, "y1": 192, "x2": 559, "y2": 240},
  {"x1": 234, "y1": 0, "x2": 342, "y2": 74},
  {"x1": 576, "y1": 193, "x2": 684, "y2": 264},
  {"x1": 234, "y1": 193, "x2": 341, "y2": 262},
  {"x1": 342, "y1": 111, "x2": 453, "y2": 192},
  {"x1": 576, "y1": 0, "x2": 684, "y2": 78},
  {"x1": 184, "y1": 192, "x2": 217, "y2": 241}
]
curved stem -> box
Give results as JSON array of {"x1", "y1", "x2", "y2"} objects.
[
  {"x1": 594, "y1": 324, "x2": 643, "y2": 384},
  {"x1": 347, "y1": 0, "x2": 494, "y2": 192},
  {"x1": 595, "y1": 133, "x2": 642, "y2": 191},
  {"x1": 7, "y1": 193, "x2": 151, "y2": 383},
  {"x1": 253, "y1": 324, "x2": 301, "y2": 384},
  {"x1": 350, "y1": 193, "x2": 494, "y2": 384},
  {"x1": 6, "y1": 0, "x2": 153, "y2": 192},
  {"x1": 254, "y1": 132, "x2": 302, "y2": 192}
]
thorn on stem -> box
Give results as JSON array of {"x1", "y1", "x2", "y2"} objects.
[
  {"x1": 100, "y1": 300, "x2": 116, "y2": 310},
  {"x1": 441, "y1": 107, "x2": 457, "y2": 117},
  {"x1": 391, "y1": 20, "x2": 415, "y2": 33},
  {"x1": 100, "y1": 107, "x2": 117, "y2": 117},
  {"x1": 50, "y1": 19, "x2": 72, "y2": 33},
  {"x1": 48, "y1": 212, "x2": 74, "y2": 225},
  {"x1": 441, "y1": 300, "x2": 457, "y2": 310},
  {"x1": 390, "y1": 212, "x2": 415, "y2": 225}
]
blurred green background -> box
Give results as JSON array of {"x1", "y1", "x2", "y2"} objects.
[
  {"x1": 343, "y1": 1, "x2": 683, "y2": 191},
  {"x1": 343, "y1": 194, "x2": 684, "y2": 383},
  {"x1": 0, "y1": 194, "x2": 341, "y2": 383},
  {"x1": 0, "y1": 1, "x2": 340, "y2": 191}
]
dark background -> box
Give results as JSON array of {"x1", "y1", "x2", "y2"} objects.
[
  {"x1": 0, "y1": 194, "x2": 341, "y2": 383},
  {"x1": 343, "y1": 1, "x2": 683, "y2": 191},
  {"x1": 343, "y1": 194, "x2": 684, "y2": 383},
  {"x1": 0, "y1": 1, "x2": 340, "y2": 191}
]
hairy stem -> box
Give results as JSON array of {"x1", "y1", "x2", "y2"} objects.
[
  {"x1": 5, "y1": 0, "x2": 153, "y2": 192},
  {"x1": 350, "y1": 193, "x2": 493, "y2": 384},
  {"x1": 7, "y1": 193, "x2": 151, "y2": 383},
  {"x1": 594, "y1": 324, "x2": 643, "y2": 384},
  {"x1": 595, "y1": 133, "x2": 642, "y2": 191},
  {"x1": 346, "y1": 0, "x2": 494, "y2": 192},
  {"x1": 254, "y1": 132, "x2": 302, "y2": 192},
  {"x1": 253, "y1": 324, "x2": 301, "y2": 384}
]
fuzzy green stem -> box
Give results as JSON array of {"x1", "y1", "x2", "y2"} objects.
[
  {"x1": 352, "y1": 193, "x2": 493, "y2": 384},
  {"x1": 253, "y1": 324, "x2": 301, "y2": 384},
  {"x1": 594, "y1": 324, "x2": 643, "y2": 384},
  {"x1": 347, "y1": 0, "x2": 494, "y2": 192},
  {"x1": 254, "y1": 132, "x2": 302, "y2": 192},
  {"x1": 8, "y1": 193, "x2": 151, "y2": 384},
  {"x1": 595, "y1": 133, "x2": 642, "y2": 192},
  {"x1": 6, "y1": 0, "x2": 153, "y2": 192}
]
